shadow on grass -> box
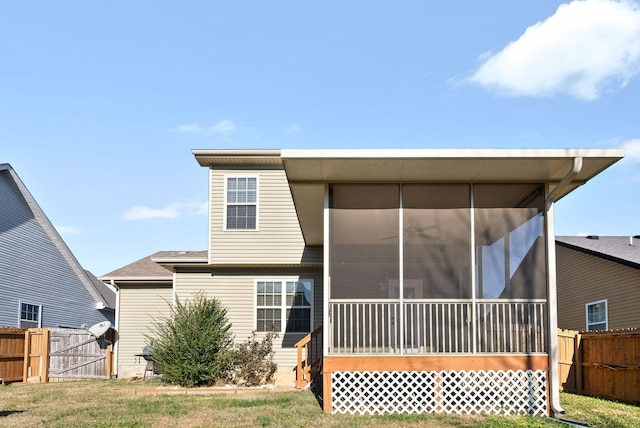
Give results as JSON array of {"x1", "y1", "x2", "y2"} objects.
[
  {"x1": 0, "y1": 410, "x2": 25, "y2": 418},
  {"x1": 309, "y1": 370, "x2": 323, "y2": 410}
]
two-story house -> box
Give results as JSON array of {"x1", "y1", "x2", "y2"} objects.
[
  {"x1": 109, "y1": 148, "x2": 623, "y2": 416},
  {"x1": 556, "y1": 235, "x2": 640, "y2": 331},
  {"x1": 0, "y1": 163, "x2": 115, "y2": 329}
]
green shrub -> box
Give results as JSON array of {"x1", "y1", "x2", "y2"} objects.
[
  {"x1": 146, "y1": 293, "x2": 233, "y2": 387},
  {"x1": 228, "y1": 330, "x2": 278, "y2": 386}
]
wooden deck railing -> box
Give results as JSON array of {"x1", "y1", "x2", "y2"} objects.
[{"x1": 295, "y1": 325, "x2": 323, "y2": 389}]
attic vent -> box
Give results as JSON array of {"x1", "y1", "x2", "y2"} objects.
[
  {"x1": 634, "y1": 235, "x2": 640, "y2": 239},
  {"x1": 586, "y1": 235, "x2": 599, "y2": 240}
]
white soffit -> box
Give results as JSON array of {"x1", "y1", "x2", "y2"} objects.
[
  {"x1": 281, "y1": 148, "x2": 624, "y2": 246},
  {"x1": 281, "y1": 148, "x2": 624, "y2": 183}
]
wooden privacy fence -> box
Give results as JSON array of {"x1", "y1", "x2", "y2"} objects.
[
  {"x1": 558, "y1": 327, "x2": 640, "y2": 404},
  {"x1": 0, "y1": 327, "x2": 113, "y2": 383},
  {"x1": 0, "y1": 327, "x2": 26, "y2": 383}
]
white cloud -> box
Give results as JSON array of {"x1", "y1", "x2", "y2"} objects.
[
  {"x1": 170, "y1": 119, "x2": 237, "y2": 136},
  {"x1": 169, "y1": 123, "x2": 205, "y2": 134},
  {"x1": 620, "y1": 138, "x2": 640, "y2": 161},
  {"x1": 468, "y1": 0, "x2": 640, "y2": 100},
  {"x1": 123, "y1": 201, "x2": 208, "y2": 220},
  {"x1": 618, "y1": 138, "x2": 640, "y2": 179},
  {"x1": 286, "y1": 124, "x2": 302, "y2": 135},
  {"x1": 55, "y1": 225, "x2": 84, "y2": 235},
  {"x1": 208, "y1": 119, "x2": 236, "y2": 134}
]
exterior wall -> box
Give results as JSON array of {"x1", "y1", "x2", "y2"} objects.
[
  {"x1": 115, "y1": 283, "x2": 173, "y2": 377},
  {"x1": 208, "y1": 167, "x2": 321, "y2": 264},
  {"x1": 174, "y1": 268, "x2": 323, "y2": 377},
  {"x1": 0, "y1": 169, "x2": 111, "y2": 329},
  {"x1": 556, "y1": 245, "x2": 640, "y2": 330}
]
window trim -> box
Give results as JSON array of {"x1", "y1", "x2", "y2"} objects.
[
  {"x1": 19, "y1": 301, "x2": 42, "y2": 328},
  {"x1": 585, "y1": 299, "x2": 608, "y2": 331},
  {"x1": 254, "y1": 278, "x2": 313, "y2": 334},
  {"x1": 223, "y1": 175, "x2": 259, "y2": 231}
]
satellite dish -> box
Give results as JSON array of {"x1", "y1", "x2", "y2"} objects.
[{"x1": 88, "y1": 321, "x2": 111, "y2": 338}]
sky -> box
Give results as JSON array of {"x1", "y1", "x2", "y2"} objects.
[{"x1": 1, "y1": 0, "x2": 639, "y2": 277}]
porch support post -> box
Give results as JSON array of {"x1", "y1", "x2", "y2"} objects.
[
  {"x1": 470, "y1": 184, "x2": 477, "y2": 354},
  {"x1": 323, "y1": 183, "x2": 331, "y2": 413},
  {"x1": 323, "y1": 183, "x2": 330, "y2": 357},
  {"x1": 323, "y1": 370, "x2": 333, "y2": 413},
  {"x1": 545, "y1": 188, "x2": 564, "y2": 415},
  {"x1": 398, "y1": 185, "x2": 404, "y2": 355}
]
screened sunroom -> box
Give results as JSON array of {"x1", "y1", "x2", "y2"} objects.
[
  {"x1": 282, "y1": 149, "x2": 623, "y2": 416},
  {"x1": 329, "y1": 182, "x2": 547, "y2": 356}
]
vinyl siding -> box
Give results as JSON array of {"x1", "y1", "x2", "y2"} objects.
[
  {"x1": 209, "y1": 167, "x2": 321, "y2": 264},
  {"x1": 556, "y1": 245, "x2": 640, "y2": 331},
  {"x1": 174, "y1": 268, "x2": 323, "y2": 370},
  {"x1": 116, "y1": 283, "x2": 172, "y2": 377},
  {"x1": 0, "y1": 170, "x2": 111, "y2": 328}
]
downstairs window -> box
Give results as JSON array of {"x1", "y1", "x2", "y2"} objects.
[{"x1": 256, "y1": 279, "x2": 312, "y2": 333}]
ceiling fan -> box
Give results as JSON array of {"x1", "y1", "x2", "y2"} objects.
[{"x1": 382, "y1": 224, "x2": 439, "y2": 242}]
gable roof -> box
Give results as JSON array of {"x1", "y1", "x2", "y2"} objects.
[
  {"x1": 556, "y1": 236, "x2": 640, "y2": 269},
  {"x1": 100, "y1": 251, "x2": 207, "y2": 281},
  {"x1": 0, "y1": 163, "x2": 112, "y2": 308},
  {"x1": 85, "y1": 270, "x2": 116, "y2": 310}
]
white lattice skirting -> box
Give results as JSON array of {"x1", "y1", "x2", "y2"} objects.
[{"x1": 331, "y1": 369, "x2": 547, "y2": 416}]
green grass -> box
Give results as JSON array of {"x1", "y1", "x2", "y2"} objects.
[{"x1": 0, "y1": 380, "x2": 639, "y2": 427}]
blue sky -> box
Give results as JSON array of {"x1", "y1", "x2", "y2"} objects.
[{"x1": 1, "y1": 0, "x2": 639, "y2": 276}]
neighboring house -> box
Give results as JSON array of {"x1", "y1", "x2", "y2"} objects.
[
  {"x1": 112, "y1": 148, "x2": 623, "y2": 416},
  {"x1": 0, "y1": 163, "x2": 115, "y2": 328},
  {"x1": 556, "y1": 235, "x2": 640, "y2": 332}
]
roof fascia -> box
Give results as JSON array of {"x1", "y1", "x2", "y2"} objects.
[
  {"x1": 280, "y1": 148, "x2": 625, "y2": 159},
  {"x1": 151, "y1": 257, "x2": 209, "y2": 264},
  {"x1": 98, "y1": 276, "x2": 173, "y2": 282},
  {"x1": 192, "y1": 149, "x2": 282, "y2": 167}
]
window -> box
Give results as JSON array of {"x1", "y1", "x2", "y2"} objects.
[
  {"x1": 586, "y1": 299, "x2": 608, "y2": 331},
  {"x1": 256, "y1": 280, "x2": 312, "y2": 333},
  {"x1": 225, "y1": 176, "x2": 257, "y2": 230},
  {"x1": 20, "y1": 302, "x2": 42, "y2": 328}
]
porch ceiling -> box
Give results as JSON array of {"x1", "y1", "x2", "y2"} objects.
[{"x1": 281, "y1": 148, "x2": 624, "y2": 245}]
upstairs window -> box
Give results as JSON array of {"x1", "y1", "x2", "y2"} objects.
[
  {"x1": 225, "y1": 176, "x2": 257, "y2": 230},
  {"x1": 586, "y1": 299, "x2": 608, "y2": 331},
  {"x1": 20, "y1": 302, "x2": 42, "y2": 328}
]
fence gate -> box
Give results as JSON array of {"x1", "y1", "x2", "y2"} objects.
[
  {"x1": 0, "y1": 327, "x2": 26, "y2": 383},
  {"x1": 48, "y1": 328, "x2": 112, "y2": 380}
]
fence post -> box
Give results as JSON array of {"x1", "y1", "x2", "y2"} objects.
[
  {"x1": 106, "y1": 344, "x2": 113, "y2": 379},
  {"x1": 41, "y1": 329, "x2": 51, "y2": 383},
  {"x1": 22, "y1": 329, "x2": 31, "y2": 382},
  {"x1": 575, "y1": 332, "x2": 582, "y2": 394}
]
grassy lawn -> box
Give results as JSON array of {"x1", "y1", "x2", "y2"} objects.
[{"x1": 1, "y1": 380, "x2": 639, "y2": 427}]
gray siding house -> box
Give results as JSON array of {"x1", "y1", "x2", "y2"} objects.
[
  {"x1": 0, "y1": 163, "x2": 115, "y2": 328},
  {"x1": 556, "y1": 235, "x2": 640, "y2": 331}
]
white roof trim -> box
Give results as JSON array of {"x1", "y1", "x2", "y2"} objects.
[
  {"x1": 281, "y1": 148, "x2": 625, "y2": 159},
  {"x1": 98, "y1": 276, "x2": 173, "y2": 282}
]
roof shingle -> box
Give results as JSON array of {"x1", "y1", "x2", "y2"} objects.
[{"x1": 556, "y1": 236, "x2": 640, "y2": 268}]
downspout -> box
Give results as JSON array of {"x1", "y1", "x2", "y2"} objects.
[
  {"x1": 546, "y1": 156, "x2": 582, "y2": 416},
  {"x1": 546, "y1": 157, "x2": 583, "y2": 207},
  {"x1": 111, "y1": 279, "x2": 120, "y2": 378}
]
